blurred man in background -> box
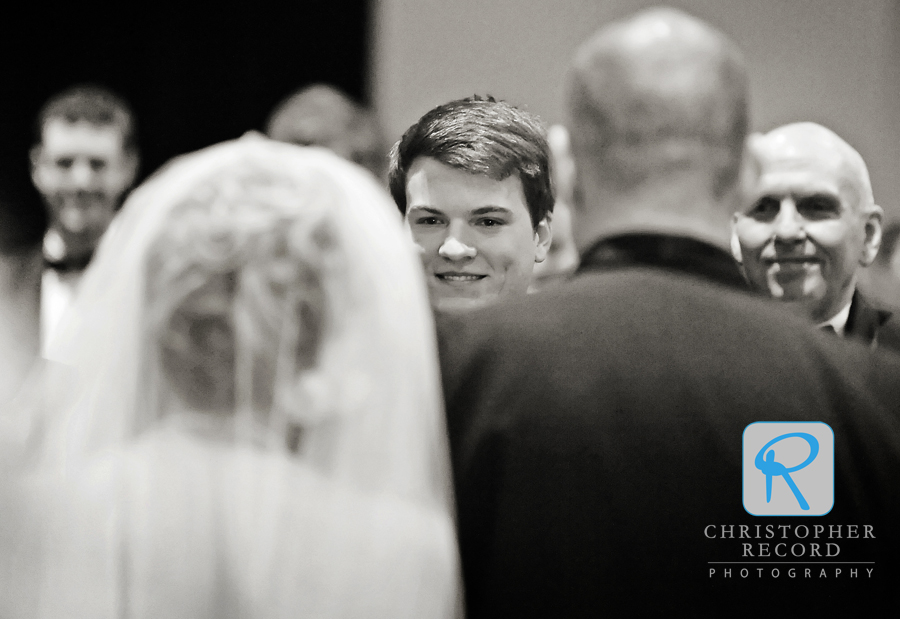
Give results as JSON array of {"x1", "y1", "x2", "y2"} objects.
[
  {"x1": 732, "y1": 122, "x2": 899, "y2": 349},
  {"x1": 31, "y1": 85, "x2": 138, "y2": 349},
  {"x1": 266, "y1": 83, "x2": 386, "y2": 179},
  {"x1": 389, "y1": 96, "x2": 553, "y2": 313}
]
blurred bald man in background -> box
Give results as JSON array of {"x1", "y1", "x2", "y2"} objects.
[
  {"x1": 440, "y1": 8, "x2": 900, "y2": 617},
  {"x1": 732, "y1": 122, "x2": 899, "y2": 349}
]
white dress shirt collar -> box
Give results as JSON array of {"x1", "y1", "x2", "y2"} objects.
[{"x1": 819, "y1": 299, "x2": 852, "y2": 336}]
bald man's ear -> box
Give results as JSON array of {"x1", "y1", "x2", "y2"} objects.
[
  {"x1": 730, "y1": 214, "x2": 743, "y2": 265},
  {"x1": 548, "y1": 124, "x2": 576, "y2": 204},
  {"x1": 737, "y1": 133, "x2": 764, "y2": 201},
  {"x1": 860, "y1": 204, "x2": 884, "y2": 267}
]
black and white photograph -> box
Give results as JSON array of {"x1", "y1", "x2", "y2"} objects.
[{"x1": 1, "y1": 1, "x2": 899, "y2": 616}]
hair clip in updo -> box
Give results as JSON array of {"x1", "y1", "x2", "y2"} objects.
[{"x1": 284, "y1": 368, "x2": 373, "y2": 428}]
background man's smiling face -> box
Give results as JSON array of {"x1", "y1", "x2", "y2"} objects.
[
  {"x1": 405, "y1": 157, "x2": 549, "y2": 313},
  {"x1": 732, "y1": 126, "x2": 881, "y2": 322},
  {"x1": 32, "y1": 119, "x2": 135, "y2": 258}
]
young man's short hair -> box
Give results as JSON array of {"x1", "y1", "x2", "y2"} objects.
[
  {"x1": 388, "y1": 96, "x2": 554, "y2": 228},
  {"x1": 34, "y1": 84, "x2": 138, "y2": 152}
]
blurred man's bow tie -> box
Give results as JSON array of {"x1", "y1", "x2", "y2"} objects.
[{"x1": 44, "y1": 254, "x2": 92, "y2": 273}]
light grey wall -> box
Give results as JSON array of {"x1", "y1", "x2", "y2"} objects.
[{"x1": 372, "y1": 0, "x2": 900, "y2": 219}]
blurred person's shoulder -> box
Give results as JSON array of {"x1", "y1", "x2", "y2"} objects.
[
  {"x1": 850, "y1": 291, "x2": 900, "y2": 353},
  {"x1": 439, "y1": 266, "x2": 900, "y2": 406},
  {"x1": 0, "y1": 359, "x2": 79, "y2": 472},
  {"x1": 439, "y1": 265, "x2": 759, "y2": 354}
]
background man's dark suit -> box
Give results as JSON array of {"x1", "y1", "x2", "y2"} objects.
[
  {"x1": 440, "y1": 234, "x2": 900, "y2": 617},
  {"x1": 846, "y1": 290, "x2": 900, "y2": 351}
]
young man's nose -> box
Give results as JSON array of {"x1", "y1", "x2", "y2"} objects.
[{"x1": 438, "y1": 235, "x2": 477, "y2": 261}]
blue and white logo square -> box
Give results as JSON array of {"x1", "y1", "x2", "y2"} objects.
[{"x1": 743, "y1": 422, "x2": 834, "y2": 516}]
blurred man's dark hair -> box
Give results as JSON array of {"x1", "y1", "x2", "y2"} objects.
[
  {"x1": 388, "y1": 95, "x2": 554, "y2": 228},
  {"x1": 266, "y1": 83, "x2": 385, "y2": 178},
  {"x1": 34, "y1": 84, "x2": 138, "y2": 153}
]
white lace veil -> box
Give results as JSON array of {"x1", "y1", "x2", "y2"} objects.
[
  {"x1": 48, "y1": 136, "x2": 451, "y2": 511},
  {"x1": 38, "y1": 136, "x2": 460, "y2": 618}
]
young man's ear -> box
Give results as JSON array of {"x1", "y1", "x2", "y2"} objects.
[{"x1": 534, "y1": 214, "x2": 553, "y2": 263}]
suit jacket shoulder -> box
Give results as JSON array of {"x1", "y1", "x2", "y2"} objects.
[
  {"x1": 846, "y1": 290, "x2": 900, "y2": 353},
  {"x1": 441, "y1": 268, "x2": 900, "y2": 618}
]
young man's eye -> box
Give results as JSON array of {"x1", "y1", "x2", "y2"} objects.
[
  {"x1": 415, "y1": 216, "x2": 442, "y2": 226},
  {"x1": 55, "y1": 157, "x2": 74, "y2": 170},
  {"x1": 476, "y1": 218, "x2": 505, "y2": 227},
  {"x1": 89, "y1": 158, "x2": 108, "y2": 172}
]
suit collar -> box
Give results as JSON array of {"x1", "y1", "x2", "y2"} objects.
[
  {"x1": 577, "y1": 233, "x2": 748, "y2": 291},
  {"x1": 43, "y1": 229, "x2": 93, "y2": 273},
  {"x1": 818, "y1": 300, "x2": 852, "y2": 336}
]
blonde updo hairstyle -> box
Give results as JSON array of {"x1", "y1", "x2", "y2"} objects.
[
  {"x1": 51, "y1": 137, "x2": 446, "y2": 504},
  {"x1": 143, "y1": 167, "x2": 343, "y2": 447}
]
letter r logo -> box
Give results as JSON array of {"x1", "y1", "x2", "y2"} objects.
[{"x1": 743, "y1": 422, "x2": 834, "y2": 516}]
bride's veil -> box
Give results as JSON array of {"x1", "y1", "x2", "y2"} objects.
[
  {"x1": 40, "y1": 137, "x2": 459, "y2": 617},
  {"x1": 48, "y1": 136, "x2": 450, "y2": 509}
]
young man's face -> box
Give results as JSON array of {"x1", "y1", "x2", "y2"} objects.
[
  {"x1": 404, "y1": 157, "x2": 551, "y2": 313},
  {"x1": 31, "y1": 119, "x2": 136, "y2": 259}
]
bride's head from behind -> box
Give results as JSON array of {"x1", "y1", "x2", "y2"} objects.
[
  {"x1": 144, "y1": 166, "x2": 340, "y2": 446},
  {"x1": 55, "y1": 138, "x2": 444, "y2": 501}
]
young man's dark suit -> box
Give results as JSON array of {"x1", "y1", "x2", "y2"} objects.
[{"x1": 440, "y1": 233, "x2": 900, "y2": 618}]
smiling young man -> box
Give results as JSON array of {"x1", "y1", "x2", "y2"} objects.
[
  {"x1": 731, "y1": 122, "x2": 899, "y2": 348},
  {"x1": 388, "y1": 96, "x2": 553, "y2": 313}
]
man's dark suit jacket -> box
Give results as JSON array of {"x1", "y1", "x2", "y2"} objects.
[
  {"x1": 440, "y1": 234, "x2": 900, "y2": 618},
  {"x1": 846, "y1": 289, "x2": 900, "y2": 352}
]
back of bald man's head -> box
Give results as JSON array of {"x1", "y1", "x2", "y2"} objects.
[{"x1": 567, "y1": 7, "x2": 748, "y2": 198}]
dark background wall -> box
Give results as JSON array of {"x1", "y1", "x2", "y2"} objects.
[{"x1": 0, "y1": 2, "x2": 371, "y2": 184}]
